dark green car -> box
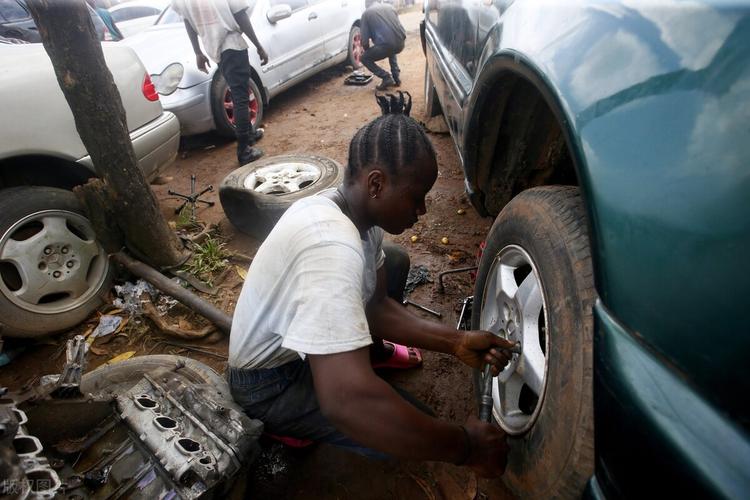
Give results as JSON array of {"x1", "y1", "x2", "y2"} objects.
[{"x1": 422, "y1": 1, "x2": 750, "y2": 498}]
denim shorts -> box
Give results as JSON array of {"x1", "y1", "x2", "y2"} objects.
[{"x1": 227, "y1": 359, "x2": 433, "y2": 460}]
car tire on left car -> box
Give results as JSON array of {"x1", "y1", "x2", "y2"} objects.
[
  {"x1": 347, "y1": 24, "x2": 364, "y2": 69},
  {"x1": 211, "y1": 72, "x2": 264, "y2": 139},
  {"x1": 0, "y1": 187, "x2": 113, "y2": 338}
]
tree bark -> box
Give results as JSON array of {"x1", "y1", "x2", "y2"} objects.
[{"x1": 27, "y1": 0, "x2": 186, "y2": 269}]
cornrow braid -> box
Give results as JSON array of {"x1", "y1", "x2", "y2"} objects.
[{"x1": 346, "y1": 92, "x2": 436, "y2": 180}]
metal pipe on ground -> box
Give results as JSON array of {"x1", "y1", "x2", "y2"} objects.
[{"x1": 112, "y1": 251, "x2": 232, "y2": 334}]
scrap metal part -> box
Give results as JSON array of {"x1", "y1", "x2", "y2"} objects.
[
  {"x1": 0, "y1": 395, "x2": 63, "y2": 499},
  {"x1": 0, "y1": 357, "x2": 263, "y2": 499}
]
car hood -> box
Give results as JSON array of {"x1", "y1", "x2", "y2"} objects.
[{"x1": 121, "y1": 24, "x2": 213, "y2": 88}]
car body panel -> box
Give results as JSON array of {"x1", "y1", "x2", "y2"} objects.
[
  {"x1": 124, "y1": 0, "x2": 364, "y2": 135},
  {"x1": 0, "y1": 42, "x2": 178, "y2": 179},
  {"x1": 424, "y1": 0, "x2": 750, "y2": 496},
  {"x1": 109, "y1": 0, "x2": 168, "y2": 38}
]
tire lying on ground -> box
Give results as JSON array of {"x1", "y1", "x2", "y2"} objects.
[
  {"x1": 219, "y1": 154, "x2": 344, "y2": 240},
  {"x1": 471, "y1": 186, "x2": 595, "y2": 499},
  {"x1": 0, "y1": 186, "x2": 113, "y2": 338}
]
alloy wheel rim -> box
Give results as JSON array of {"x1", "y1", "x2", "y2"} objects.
[
  {"x1": 224, "y1": 87, "x2": 259, "y2": 126},
  {"x1": 243, "y1": 161, "x2": 323, "y2": 195},
  {"x1": 0, "y1": 210, "x2": 109, "y2": 314},
  {"x1": 480, "y1": 244, "x2": 549, "y2": 434},
  {"x1": 352, "y1": 31, "x2": 364, "y2": 66}
]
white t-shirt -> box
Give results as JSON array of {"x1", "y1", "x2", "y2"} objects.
[
  {"x1": 172, "y1": 0, "x2": 253, "y2": 63},
  {"x1": 228, "y1": 194, "x2": 385, "y2": 369}
]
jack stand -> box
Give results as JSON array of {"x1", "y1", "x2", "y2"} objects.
[{"x1": 168, "y1": 174, "x2": 214, "y2": 218}]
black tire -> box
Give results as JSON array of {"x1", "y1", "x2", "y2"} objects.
[
  {"x1": 424, "y1": 61, "x2": 441, "y2": 119},
  {"x1": 347, "y1": 24, "x2": 363, "y2": 69},
  {"x1": 471, "y1": 186, "x2": 595, "y2": 499},
  {"x1": 80, "y1": 355, "x2": 230, "y2": 401},
  {"x1": 219, "y1": 154, "x2": 343, "y2": 240},
  {"x1": 211, "y1": 72, "x2": 265, "y2": 139},
  {"x1": 0, "y1": 187, "x2": 113, "y2": 338}
]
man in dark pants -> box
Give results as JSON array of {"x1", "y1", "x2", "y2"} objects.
[
  {"x1": 174, "y1": 0, "x2": 268, "y2": 164},
  {"x1": 360, "y1": 1, "x2": 406, "y2": 91}
]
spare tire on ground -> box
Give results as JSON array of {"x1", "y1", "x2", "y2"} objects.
[{"x1": 219, "y1": 154, "x2": 343, "y2": 240}]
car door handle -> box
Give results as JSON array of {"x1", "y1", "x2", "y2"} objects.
[{"x1": 308, "y1": 12, "x2": 317, "y2": 20}]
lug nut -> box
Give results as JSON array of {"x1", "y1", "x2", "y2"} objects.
[
  {"x1": 66, "y1": 261, "x2": 74, "y2": 268},
  {"x1": 44, "y1": 247, "x2": 52, "y2": 255},
  {"x1": 61, "y1": 247, "x2": 68, "y2": 254},
  {"x1": 53, "y1": 271, "x2": 61, "y2": 278}
]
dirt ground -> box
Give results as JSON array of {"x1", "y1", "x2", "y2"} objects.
[{"x1": 0, "y1": 10, "x2": 514, "y2": 499}]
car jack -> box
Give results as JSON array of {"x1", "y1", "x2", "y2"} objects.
[{"x1": 168, "y1": 174, "x2": 214, "y2": 218}]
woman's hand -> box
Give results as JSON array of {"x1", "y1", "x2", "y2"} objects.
[{"x1": 453, "y1": 330, "x2": 517, "y2": 374}]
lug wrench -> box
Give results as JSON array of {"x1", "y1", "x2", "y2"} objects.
[
  {"x1": 402, "y1": 298, "x2": 442, "y2": 318},
  {"x1": 479, "y1": 340, "x2": 522, "y2": 422}
]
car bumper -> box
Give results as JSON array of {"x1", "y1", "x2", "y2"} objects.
[
  {"x1": 78, "y1": 111, "x2": 180, "y2": 180},
  {"x1": 160, "y1": 80, "x2": 214, "y2": 136}
]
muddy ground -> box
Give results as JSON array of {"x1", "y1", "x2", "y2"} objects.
[{"x1": 0, "y1": 10, "x2": 514, "y2": 499}]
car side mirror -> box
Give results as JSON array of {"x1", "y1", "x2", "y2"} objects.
[{"x1": 267, "y1": 5, "x2": 292, "y2": 24}]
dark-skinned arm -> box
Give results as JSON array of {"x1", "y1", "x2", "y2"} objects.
[
  {"x1": 308, "y1": 347, "x2": 507, "y2": 476},
  {"x1": 183, "y1": 19, "x2": 210, "y2": 73},
  {"x1": 233, "y1": 9, "x2": 268, "y2": 65},
  {"x1": 366, "y1": 267, "x2": 515, "y2": 374}
]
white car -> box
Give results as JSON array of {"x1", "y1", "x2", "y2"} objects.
[
  {"x1": 0, "y1": 43, "x2": 180, "y2": 339},
  {"x1": 109, "y1": 0, "x2": 170, "y2": 38},
  {"x1": 123, "y1": 0, "x2": 365, "y2": 137}
]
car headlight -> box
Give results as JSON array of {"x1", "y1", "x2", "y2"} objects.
[{"x1": 151, "y1": 63, "x2": 184, "y2": 95}]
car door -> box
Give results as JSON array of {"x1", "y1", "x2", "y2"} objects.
[
  {"x1": 424, "y1": 0, "x2": 479, "y2": 138},
  {"x1": 309, "y1": 0, "x2": 354, "y2": 60},
  {"x1": 254, "y1": 0, "x2": 326, "y2": 92}
]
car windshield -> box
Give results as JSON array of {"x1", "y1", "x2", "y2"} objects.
[{"x1": 156, "y1": 6, "x2": 182, "y2": 25}]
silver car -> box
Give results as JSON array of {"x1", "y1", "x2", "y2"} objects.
[
  {"x1": 0, "y1": 43, "x2": 180, "y2": 339},
  {"x1": 124, "y1": 0, "x2": 365, "y2": 137}
]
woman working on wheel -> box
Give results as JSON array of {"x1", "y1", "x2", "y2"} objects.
[{"x1": 227, "y1": 93, "x2": 514, "y2": 476}]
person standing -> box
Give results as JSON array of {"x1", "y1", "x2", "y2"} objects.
[
  {"x1": 360, "y1": 1, "x2": 406, "y2": 91},
  {"x1": 173, "y1": 0, "x2": 268, "y2": 164}
]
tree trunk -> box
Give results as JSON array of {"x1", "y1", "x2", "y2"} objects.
[{"x1": 26, "y1": 0, "x2": 186, "y2": 269}]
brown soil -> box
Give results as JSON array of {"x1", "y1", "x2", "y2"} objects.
[{"x1": 0, "y1": 11, "x2": 513, "y2": 499}]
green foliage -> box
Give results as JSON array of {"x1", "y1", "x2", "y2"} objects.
[{"x1": 184, "y1": 235, "x2": 228, "y2": 284}]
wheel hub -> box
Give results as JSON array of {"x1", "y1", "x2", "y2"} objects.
[
  {"x1": 480, "y1": 244, "x2": 549, "y2": 434},
  {"x1": 243, "y1": 162, "x2": 322, "y2": 195},
  {"x1": 38, "y1": 244, "x2": 79, "y2": 280},
  {"x1": 0, "y1": 210, "x2": 108, "y2": 315}
]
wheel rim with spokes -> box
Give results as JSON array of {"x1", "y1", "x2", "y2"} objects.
[
  {"x1": 351, "y1": 30, "x2": 364, "y2": 66},
  {"x1": 479, "y1": 244, "x2": 550, "y2": 434},
  {"x1": 243, "y1": 161, "x2": 323, "y2": 195},
  {"x1": 0, "y1": 210, "x2": 109, "y2": 315},
  {"x1": 224, "y1": 86, "x2": 259, "y2": 126}
]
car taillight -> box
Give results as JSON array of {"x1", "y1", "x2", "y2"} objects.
[{"x1": 142, "y1": 74, "x2": 159, "y2": 102}]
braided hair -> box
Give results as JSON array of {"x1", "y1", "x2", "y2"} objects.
[{"x1": 346, "y1": 91, "x2": 436, "y2": 181}]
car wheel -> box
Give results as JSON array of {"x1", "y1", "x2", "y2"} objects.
[
  {"x1": 219, "y1": 154, "x2": 343, "y2": 240},
  {"x1": 0, "y1": 187, "x2": 113, "y2": 338},
  {"x1": 471, "y1": 186, "x2": 595, "y2": 498},
  {"x1": 347, "y1": 25, "x2": 364, "y2": 69},
  {"x1": 424, "y1": 61, "x2": 441, "y2": 118},
  {"x1": 211, "y1": 73, "x2": 264, "y2": 139}
]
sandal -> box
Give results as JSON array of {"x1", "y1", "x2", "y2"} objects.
[{"x1": 372, "y1": 341, "x2": 423, "y2": 370}]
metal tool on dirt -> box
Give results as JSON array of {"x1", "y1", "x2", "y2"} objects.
[
  {"x1": 479, "y1": 338, "x2": 522, "y2": 422},
  {"x1": 168, "y1": 174, "x2": 215, "y2": 216},
  {"x1": 402, "y1": 298, "x2": 442, "y2": 318}
]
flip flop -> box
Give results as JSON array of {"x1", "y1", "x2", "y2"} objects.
[{"x1": 372, "y1": 341, "x2": 423, "y2": 370}]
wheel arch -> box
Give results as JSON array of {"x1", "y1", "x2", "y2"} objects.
[
  {"x1": 463, "y1": 53, "x2": 601, "y2": 283},
  {"x1": 0, "y1": 155, "x2": 95, "y2": 191}
]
